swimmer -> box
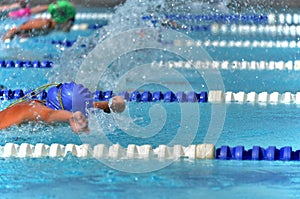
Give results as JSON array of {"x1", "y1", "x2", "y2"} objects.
[
  {"x1": 3, "y1": 0, "x2": 76, "y2": 40},
  {"x1": 0, "y1": 0, "x2": 47, "y2": 19},
  {"x1": 0, "y1": 1, "x2": 22, "y2": 19},
  {"x1": 8, "y1": 0, "x2": 31, "y2": 19},
  {"x1": 0, "y1": 82, "x2": 126, "y2": 133}
]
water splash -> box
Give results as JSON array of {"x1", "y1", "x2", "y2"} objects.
[{"x1": 48, "y1": 0, "x2": 194, "y2": 86}]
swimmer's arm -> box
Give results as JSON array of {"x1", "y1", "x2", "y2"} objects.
[
  {"x1": 0, "y1": 104, "x2": 27, "y2": 130},
  {"x1": 30, "y1": 5, "x2": 49, "y2": 14},
  {"x1": 41, "y1": 109, "x2": 73, "y2": 123},
  {"x1": 0, "y1": 102, "x2": 53, "y2": 130},
  {"x1": 0, "y1": 3, "x2": 19, "y2": 11},
  {"x1": 0, "y1": 103, "x2": 72, "y2": 129},
  {"x1": 18, "y1": 18, "x2": 54, "y2": 31},
  {"x1": 38, "y1": 108, "x2": 89, "y2": 133},
  {"x1": 3, "y1": 18, "x2": 54, "y2": 40},
  {"x1": 0, "y1": 102, "x2": 88, "y2": 133},
  {"x1": 93, "y1": 102, "x2": 111, "y2": 113}
]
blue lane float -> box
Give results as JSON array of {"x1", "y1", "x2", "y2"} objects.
[
  {"x1": 141, "y1": 91, "x2": 152, "y2": 102},
  {"x1": 100, "y1": 90, "x2": 209, "y2": 103},
  {"x1": 199, "y1": 92, "x2": 208, "y2": 102},
  {"x1": 88, "y1": 23, "x2": 104, "y2": 30},
  {"x1": 216, "y1": 146, "x2": 300, "y2": 161},
  {"x1": 0, "y1": 90, "x2": 209, "y2": 103},
  {"x1": 130, "y1": 91, "x2": 141, "y2": 102},
  {"x1": 187, "y1": 91, "x2": 198, "y2": 102},
  {"x1": 164, "y1": 91, "x2": 177, "y2": 102},
  {"x1": 102, "y1": 91, "x2": 113, "y2": 101},
  {"x1": 12, "y1": 89, "x2": 24, "y2": 99},
  {"x1": 50, "y1": 39, "x2": 76, "y2": 47},
  {"x1": 93, "y1": 90, "x2": 103, "y2": 101},
  {"x1": 152, "y1": 91, "x2": 164, "y2": 102},
  {"x1": 93, "y1": 90, "x2": 208, "y2": 103},
  {"x1": 0, "y1": 90, "x2": 13, "y2": 100},
  {"x1": 249, "y1": 146, "x2": 264, "y2": 160},
  {"x1": 176, "y1": 91, "x2": 186, "y2": 102},
  {"x1": 0, "y1": 60, "x2": 53, "y2": 68},
  {"x1": 0, "y1": 89, "x2": 48, "y2": 100}
]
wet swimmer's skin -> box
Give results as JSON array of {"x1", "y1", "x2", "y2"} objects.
[
  {"x1": 0, "y1": 82, "x2": 126, "y2": 134},
  {"x1": 69, "y1": 111, "x2": 89, "y2": 133},
  {"x1": 104, "y1": 96, "x2": 126, "y2": 113}
]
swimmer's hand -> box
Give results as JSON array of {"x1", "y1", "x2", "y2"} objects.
[
  {"x1": 3, "y1": 27, "x2": 17, "y2": 40},
  {"x1": 110, "y1": 96, "x2": 126, "y2": 113},
  {"x1": 69, "y1": 111, "x2": 89, "y2": 134}
]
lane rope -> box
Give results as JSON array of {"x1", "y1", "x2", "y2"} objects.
[
  {"x1": 7, "y1": 37, "x2": 300, "y2": 49},
  {"x1": 34, "y1": 12, "x2": 113, "y2": 20},
  {"x1": 171, "y1": 39, "x2": 300, "y2": 48},
  {"x1": 3, "y1": 89, "x2": 300, "y2": 105},
  {"x1": 153, "y1": 60, "x2": 300, "y2": 71},
  {"x1": 1, "y1": 143, "x2": 300, "y2": 161},
  {"x1": 0, "y1": 143, "x2": 215, "y2": 159},
  {"x1": 143, "y1": 13, "x2": 300, "y2": 25},
  {"x1": 2, "y1": 60, "x2": 300, "y2": 71}
]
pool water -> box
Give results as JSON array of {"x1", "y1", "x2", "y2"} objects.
[
  {"x1": 1, "y1": 158, "x2": 300, "y2": 199},
  {"x1": 0, "y1": 0, "x2": 300, "y2": 198}
]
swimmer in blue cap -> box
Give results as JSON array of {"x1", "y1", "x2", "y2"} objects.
[{"x1": 0, "y1": 82, "x2": 126, "y2": 133}]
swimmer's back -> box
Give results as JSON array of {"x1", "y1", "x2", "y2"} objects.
[{"x1": 9, "y1": 6, "x2": 31, "y2": 18}]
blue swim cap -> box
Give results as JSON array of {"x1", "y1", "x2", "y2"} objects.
[{"x1": 46, "y1": 82, "x2": 93, "y2": 117}]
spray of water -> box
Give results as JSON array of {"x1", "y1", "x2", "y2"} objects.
[{"x1": 48, "y1": 0, "x2": 227, "y2": 173}]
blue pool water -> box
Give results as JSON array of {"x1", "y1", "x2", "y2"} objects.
[{"x1": 1, "y1": 0, "x2": 300, "y2": 198}]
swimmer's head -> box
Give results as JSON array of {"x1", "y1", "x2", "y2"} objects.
[
  {"x1": 48, "y1": 0, "x2": 76, "y2": 24},
  {"x1": 18, "y1": 0, "x2": 28, "y2": 8},
  {"x1": 46, "y1": 82, "x2": 93, "y2": 117}
]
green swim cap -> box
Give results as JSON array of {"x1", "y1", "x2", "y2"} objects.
[{"x1": 48, "y1": 0, "x2": 76, "y2": 23}]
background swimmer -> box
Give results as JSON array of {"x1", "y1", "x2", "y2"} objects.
[
  {"x1": 0, "y1": 1, "x2": 20, "y2": 12},
  {"x1": 8, "y1": 0, "x2": 31, "y2": 18},
  {"x1": 0, "y1": 0, "x2": 48, "y2": 19},
  {"x1": 3, "y1": 0, "x2": 76, "y2": 40}
]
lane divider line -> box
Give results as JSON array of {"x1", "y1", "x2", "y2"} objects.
[
  {"x1": 34, "y1": 12, "x2": 113, "y2": 20},
  {"x1": 172, "y1": 39, "x2": 300, "y2": 48},
  {"x1": 3, "y1": 89, "x2": 300, "y2": 105},
  {"x1": 2, "y1": 143, "x2": 300, "y2": 161},
  {"x1": 2, "y1": 59, "x2": 300, "y2": 71},
  {"x1": 155, "y1": 60, "x2": 300, "y2": 70},
  {"x1": 143, "y1": 13, "x2": 300, "y2": 25},
  {"x1": 1, "y1": 143, "x2": 215, "y2": 159}
]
